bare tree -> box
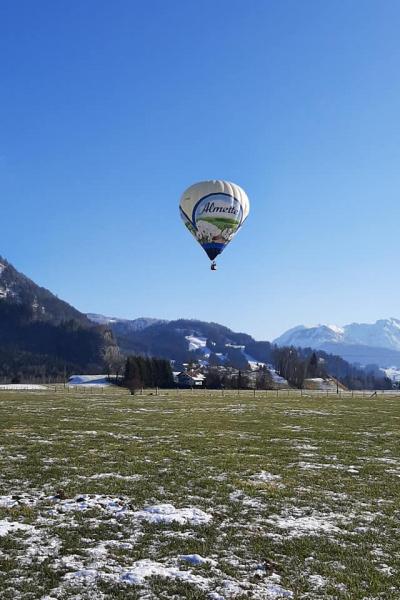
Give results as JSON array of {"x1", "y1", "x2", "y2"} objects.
[{"x1": 102, "y1": 346, "x2": 124, "y2": 381}]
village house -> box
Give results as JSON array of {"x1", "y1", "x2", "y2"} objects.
[{"x1": 174, "y1": 370, "x2": 206, "y2": 388}]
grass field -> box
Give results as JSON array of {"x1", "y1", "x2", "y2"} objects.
[{"x1": 0, "y1": 388, "x2": 399, "y2": 599}]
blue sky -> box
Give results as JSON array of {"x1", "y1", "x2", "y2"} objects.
[{"x1": 1, "y1": 0, "x2": 399, "y2": 340}]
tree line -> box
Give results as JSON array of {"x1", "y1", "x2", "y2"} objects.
[
  {"x1": 271, "y1": 346, "x2": 392, "y2": 390},
  {"x1": 124, "y1": 355, "x2": 174, "y2": 390}
]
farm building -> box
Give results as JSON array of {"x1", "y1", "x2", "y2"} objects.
[{"x1": 175, "y1": 371, "x2": 206, "y2": 388}]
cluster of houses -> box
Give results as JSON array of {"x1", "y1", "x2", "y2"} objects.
[{"x1": 172, "y1": 362, "x2": 276, "y2": 389}]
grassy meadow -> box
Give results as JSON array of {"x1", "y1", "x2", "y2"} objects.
[{"x1": 0, "y1": 388, "x2": 399, "y2": 599}]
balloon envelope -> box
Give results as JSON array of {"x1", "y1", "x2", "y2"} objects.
[{"x1": 179, "y1": 180, "x2": 250, "y2": 261}]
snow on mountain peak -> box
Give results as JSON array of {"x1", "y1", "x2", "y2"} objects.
[
  {"x1": 274, "y1": 318, "x2": 400, "y2": 353},
  {"x1": 327, "y1": 324, "x2": 344, "y2": 335},
  {"x1": 343, "y1": 319, "x2": 400, "y2": 351},
  {"x1": 274, "y1": 323, "x2": 344, "y2": 348}
]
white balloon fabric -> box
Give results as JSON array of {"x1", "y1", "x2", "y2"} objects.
[{"x1": 179, "y1": 180, "x2": 250, "y2": 261}]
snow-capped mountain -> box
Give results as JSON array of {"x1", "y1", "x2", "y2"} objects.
[
  {"x1": 274, "y1": 324, "x2": 345, "y2": 348},
  {"x1": 274, "y1": 319, "x2": 400, "y2": 351},
  {"x1": 344, "y1": 319, "x2": 400, "y2": 351},
  {"x1": 274, "y1": 319, "x2": 400, "y2": 370}
]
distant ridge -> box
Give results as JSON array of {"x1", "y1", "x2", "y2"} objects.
[
  {"x1": 274, "y1": 319, "x2": 400, "y2": 369},
  {"x1": 87, "y1": 314, "x2": 164, "y2": 331},
  {"x1": 84, "y1": 314, "x2": 394, "y2": 386}
]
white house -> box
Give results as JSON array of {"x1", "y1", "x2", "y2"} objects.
[{"x1": 176, "y1": 371, "x2": 206, "y2": 388}]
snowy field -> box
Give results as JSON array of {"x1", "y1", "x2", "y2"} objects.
[{"x1": 0, "y1": 390, "x2": 399, "y2": 599}]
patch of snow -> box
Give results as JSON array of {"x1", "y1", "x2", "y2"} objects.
[
  {"x1": 243, "y1": 352, "x2": 265, "y2": 371},
  {"x1": 267, "y1": 364, "x2": 288, "y2": 385},
  {"x1": 133, "y1": 503, "x2": 212, "y2": 526},
  {"x1": 64, "y1": 569, "x2": 99, "y2": 583},
  {"x1": 304, "y1": 377, "x2": 340, "y2": 391},
  {"x1": 7, "y1": 454, "x2": 27, "y2": 460},
  {"x1": 285, "y1": 409, "x2": 332, "y2": 416},
  {"x1": 180, "y1": 554, "x2": 217, "y2": 566},
  {"x1": 328, "y1": 324, "x2": 345, "y2": 335},
  {"x1": 68, "y1": 375, "x2": 112, "y2": 387},
  {"x1": 80, "y1": 473, "x2": 142, "y2": 482},
  {"x1": 212, "y1": 576, "x2": 293, "y2": 599},
  {"x1": 266, "y1": 511, "x2": 342, "y2": 538},
  {"x1": 0, "y1": 520, "x2": 32, "y2": 536},
  {"x1": 229, "y1": 490, "x2": 264, "y2": 509},
  {"x1": 185, "y1": 335, "x2": 210, "y2": 356},
  {"x1": 0, "y1": 494, "x2": 39, "y2": 508},
  {"x1": 0, "y1": 384, "x2": 47, "y2": 390},
  {"x1": 49, "y1": 494, "x2": 130, "y2": 516},
  {"x1": 118, "y1": 559, "x2": 211, "y2": 587},
  {"x1": 249, "y1": 471, "x2": 284, "y2": 486},
  {"x1": 348, "y1": 466, "x2": 359, "y2": 474},
  {"x1": 309, "y1": 574, "x2": 328, "y2": 588},
  {"x1": 0, "y1": 519, "x2": 61, "y2": 565},
  {"x1": 376, "y1": 564, "x2": 394, "y2": 576},
  {"x1": 382, "y1": 366, "x2": 400, "y2": 382},
  {"x1": 291, "y1": 443, "x2": 319, "y2": 451}
]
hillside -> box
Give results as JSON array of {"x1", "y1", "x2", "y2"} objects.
[
  {"x1": 0, "y1": 257, "x2": 114, "y2": 380},
  {"x1": 87, "y1": 315, "x2": 275, "y2": 369}
]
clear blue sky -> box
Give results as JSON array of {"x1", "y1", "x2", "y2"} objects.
[{"x1": 1, "y1": 0, "x2": 399, "y2": 340}]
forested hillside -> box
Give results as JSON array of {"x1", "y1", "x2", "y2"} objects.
[{"x1": 0, "y1": 257, "x2": 115, "y2": 381}]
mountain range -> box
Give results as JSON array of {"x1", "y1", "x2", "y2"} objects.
[
  {"x1": 88, "y1": 313, "x2": 265, "y2": 369},
  {"x1": 274, "y1": 320, "x2": 400, "y2": 371},
  {"x1": 0, "y1": 255, "x2": 397, "y2": 383},
  {"x1": 87, "y1": 313, "x2": 400, "y2": 380}
]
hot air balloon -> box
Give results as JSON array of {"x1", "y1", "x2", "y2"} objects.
[{"x1": 179, "y1": 180, "x2": 250, "y2": 270}]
